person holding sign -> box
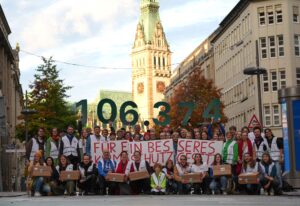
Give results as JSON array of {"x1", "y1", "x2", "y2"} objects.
[
  {"x1": 126, "y1": 150, "x2": 152, "y2": 194},
  {"x1": 240, "y1": 152, "x2": 260, "y2": 195},
  {"x1": 52, "y1": 155, "x2": 75, "y2": 196},
  {"x1": 97, "y1": 149, "x2": 117, "y2": 195},
  {"x1": 78, "y1": 154, "x2": 98, "y2": 195},
  {"x1": 59, "y1": 125, "x2": 81, "y2": 169},
  {"x1": 190, "y1": 153, "x2": 209, "y2": 195},
  {"x1": 150, "y1": 163, "x2": 167, "y2": 195},
  {"x1": 174, "y1": 155, "x2": 191, "y2": 195},
  {"x1": 259, "y1": 152, "x2": 280, "y2": 196},
  {"x1": 209, "y1": 153, "x2": 228, "y2": 195},
  {"x1": 115, "y1": 151, "x2": 131, "y2": 195},
  {"x1": 27, "y1": 150, "x2": 49, "y2": 197},
  {"x1": 86, "y1": 126, "x2": 102, "y2": 156}
]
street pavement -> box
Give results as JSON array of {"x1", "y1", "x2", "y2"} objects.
[{"x1": 0, "y1": 194, "x2": 300, "y2": 206}]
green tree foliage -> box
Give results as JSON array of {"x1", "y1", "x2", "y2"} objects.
[{"x1": 16, "y1": 57, "x2": 77, "y2": 140}]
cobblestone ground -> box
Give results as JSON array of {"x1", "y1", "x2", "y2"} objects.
[{"x1": 0, "y1": 195, "x2": 300, "y2": 206}]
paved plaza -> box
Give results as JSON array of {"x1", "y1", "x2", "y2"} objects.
[{"x1": 0, "y1": 194, "x2": 300, "y2": 206}]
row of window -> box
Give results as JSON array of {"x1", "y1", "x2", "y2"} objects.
[
  {"x1": 262, "y1": 69, "x2": 286, "y2": 92},
  {"x1": 153, "y1": 56, "x2": 167, "y2": 68},
  {"x1": 259, "y1": 35, "x2": 284, "y2": 59},
  {"x1": 295, "y1": 35, "x2": 300, "y2": 56},
  {"x1": 297, "y1": 68, "x2": 300, "y2": 86},
  {"x1": 258, "y1": 5, "x2": 283, "y2": 25},
  {"x1": 264, "y1": 104, "x2": 281, "y2": 127},
  {"x1": 258, "y1": 5, "x2": 299, "y2": 26}
]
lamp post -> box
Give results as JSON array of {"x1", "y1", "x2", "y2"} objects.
[
  {"x1": 21, "y1": 91, "x2": 37, "y2": 142},
  {"x1": 243, "y1": 40, "x2": 267, "y2": 127}
]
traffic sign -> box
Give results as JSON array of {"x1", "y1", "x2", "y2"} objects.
[{"x1": 248, "y1": 114, "x2": 261, "y2": 128}]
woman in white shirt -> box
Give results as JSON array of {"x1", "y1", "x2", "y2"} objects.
[{"x1": 190, "y1": 153, "x2": 209, "y2": 194}]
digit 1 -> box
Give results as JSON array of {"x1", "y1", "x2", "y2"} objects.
[{"x1": 76, "y1": 99, "x2": 88, "y2": 126}]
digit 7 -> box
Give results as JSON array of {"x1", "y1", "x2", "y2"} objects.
[{"x1": 178, "y1": 102, "x2": 195, "y2": 126}]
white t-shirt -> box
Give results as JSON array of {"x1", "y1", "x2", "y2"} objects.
[{"x1": 190, "y1": 163, "x2": 208, "y2": 174}]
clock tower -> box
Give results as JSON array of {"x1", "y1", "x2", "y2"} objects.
[{"x1": 132, "y1": 0, "x2": 171, "y2": 123}]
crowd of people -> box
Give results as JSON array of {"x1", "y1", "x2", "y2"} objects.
[{"x1": 25, "y1": 119, "x2": 284, "y2": 197}]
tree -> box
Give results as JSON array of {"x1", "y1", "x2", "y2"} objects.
[
  {"x1": 17, "y1": 57, "x2": 77, "y2": 140},
  {"x1": 167, "y1": 69, "x2": 227, "y2": 128}
]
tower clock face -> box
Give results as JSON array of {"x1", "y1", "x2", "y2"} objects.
[
  {"x1": 156, "y1": 81, "x2": 165, "y2": 93},
  {"x1": 137, "y1": 82, "x2": 144, "y2": 94}
]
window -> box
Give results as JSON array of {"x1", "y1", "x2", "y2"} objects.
[
  {"x1": 273, "y1": 105, "x2": 280, "y2": 126},
  {"x1": 153, "y1": 56, "x2": 156, "y2": 67},
  {"x1": 277, "y1": 35, "x2": 284, "y2": 57},
  {"x1": 260, "y1": 37, "x2": 268, "y2": 58},
  {"x1": 263, "y1": 72, "x2": 269, "y2": 92},
  {"x1": 275, "y1": 5, "x2": 283, "y2": 23},
  {"x1": 269, "y1": 36, "x2": 276, "y2": 57},
  {"x1": 158, "y1": 57, "x2": 161, "y2": 67},
  {"x1": 295, "y1": 35, "x2": 300, "y2": 56},
  {"x1": 279, "y1": 70, "x2": 286, "y2": 89},
  {"x1": 293, "y1": 6, "x2": 299, "y2": 23},
  {"x1": 258, "y1": 7, "x2": 266, "y2": 25},
  {"x1": 296, "y1": 68, "x2": 300, "y2": 86},
  {"x1": 271, "y1": 71, "x2": 278, "y2": 91},
  {"x1": 163, "y1": 57, "x2": 165, "y2": 67},
  {"x1": 267, "y1": 6, "x2": 274, "y2": 24},
  {"x1": 264, "y1": 105, "x2": 271, "y2": 126}
]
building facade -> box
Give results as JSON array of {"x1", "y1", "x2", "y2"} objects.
[
  {"x1": 0, "y1": 5, "x2": 23, "y2": 191},
  {"x1": 165, "y1": 31, "x2": 217, "y2": 99},
  {"x1": 132, "y1": 0, "x2": 171, "y2": 123},
  {"x1": 212, "y1": 0, "x2": 300, "y2": 137}
]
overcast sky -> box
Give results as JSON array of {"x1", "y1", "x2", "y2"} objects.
[{"x1": 1, "y1": 0, "x2": 239, "y2": 103}]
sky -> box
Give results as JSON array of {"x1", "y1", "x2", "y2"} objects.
[{"x1": 1, "y1": 0, "x2": 240, "y2": 103}]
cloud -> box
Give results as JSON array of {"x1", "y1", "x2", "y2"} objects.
[{"x1": 2, "y1": 0, "x2": 240, "y2": 102}]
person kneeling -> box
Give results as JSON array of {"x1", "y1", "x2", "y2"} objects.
[
  {"x1": 174, "y1": 155, "x2": 191, "y2": 195},
  {"x1": 78, "y1": 154, "x2": 98, "y2": 195},
  {"x1": 259, "y1": 152, "x2": 280, "y2": 196},
  {"x1": 52, "y1": 155, "x2": 76, "y2": 195},
  {"x1": 151, "y1": 163, "x2": 166, "y2": 195}
]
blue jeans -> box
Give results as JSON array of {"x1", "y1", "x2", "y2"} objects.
[
  {"x1": 209, "y1": 176, "x2": 227, "y2": 191},
  {"x1": 33, "y1": 177, "x2": 50, "y2": 194},
  {"x1": 177, "y1": 182, "x2": 191, "y2": 194},
  {"x1": 274, "y1": 161, "x2": 282, "y2": 189}
]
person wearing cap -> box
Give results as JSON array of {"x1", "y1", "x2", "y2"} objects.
[
  {"x1": 150, "y1": 163, "x2": 167, "y2": 195},
  {"x1": 97, "y1": 149, "x2": 117, "y2": 195},
  {"x1": 27, "y1": 150, "x2": 50, "y2": 197}
]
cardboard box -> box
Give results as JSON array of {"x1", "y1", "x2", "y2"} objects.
[
  {"x1": 182, "y1": 173, "x2": 203, "y2": 183},
  {"x1": 128, "y1": 170, "x2": 149, "y2": 181},
  {"x1": 106, "y1": 173, "x2": 125, "y2": 182},
  {"x1": 238, "y1": 172, "x2": 259, "y2": 184},
  {"x1": 212, "y1": 165, "x2": 232, "y2": 177},
  {"x1": 60, "y1": 170, "x2": 80, "y2": 181},
  {"x1": 32, "y1": 166, "x2": 52, "y2": 177}
]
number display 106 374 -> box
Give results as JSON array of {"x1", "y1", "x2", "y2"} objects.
[{"x1": 75, "y1": 98, "x2": 221, "y2": 127}]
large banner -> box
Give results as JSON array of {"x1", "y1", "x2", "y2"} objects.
[
  {"x1": 176, "y1": 139, "x2": 224, "y2": 166},
  {"x1": 129, "y1": 139, "x2": 174, "y2": 166},
  {"x1": 91, "y1": 140, "x2": 129, "y2": 164}
]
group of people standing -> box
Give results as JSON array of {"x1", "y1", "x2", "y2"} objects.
[{"x1": 25, "y1": 120, "x2": 284, "y2": 196}]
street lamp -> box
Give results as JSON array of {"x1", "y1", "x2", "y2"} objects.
[
  {"x1": 21, "y1": 91, "x2": 37, "y2": 142},
  {"x1": 243, "y1": 40, "x2": 267, "y2": 127}
]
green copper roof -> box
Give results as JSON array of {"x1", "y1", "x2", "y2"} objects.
[{"x1": 139, "y1": 0, "x2": 160, "y2": 44}]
